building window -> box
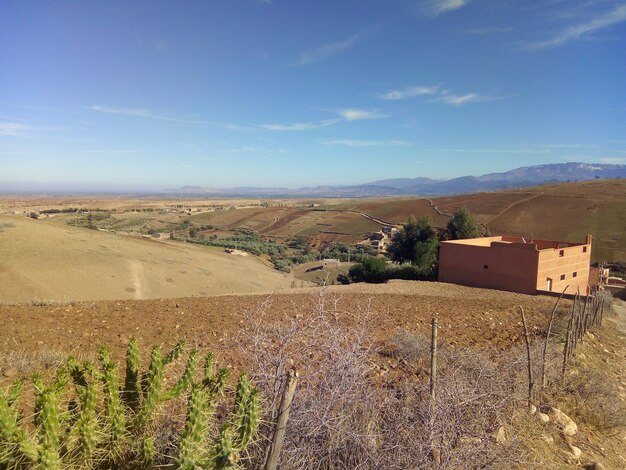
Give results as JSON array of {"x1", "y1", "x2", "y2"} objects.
[
  {"x1": 583, "y1": 246, "x2": 588, "y2": 253},
  {"x1": 573, "y1": 272, "x2": 577, "y2": 278},
  {"x1": 559, "y1": 250, "x2": 564, "y2": 257},
  {"x1": 560, "y1": 274, "x2": 566, "y2": 281},
  {"x1": 483, "y1": 265, "x2": 489, "y2": 269}
]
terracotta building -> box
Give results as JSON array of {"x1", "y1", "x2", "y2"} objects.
[{"x1": 438, "y1": 235, "x2": 592, "y2": 295}]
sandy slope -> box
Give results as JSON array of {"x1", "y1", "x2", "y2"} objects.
[{"x1": 0, "y1": 216, "x2": 292, "y2": 302}]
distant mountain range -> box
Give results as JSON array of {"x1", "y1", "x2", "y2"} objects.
[{"x1": 174, "y1": 162, "x2": 626, "y2": 198}]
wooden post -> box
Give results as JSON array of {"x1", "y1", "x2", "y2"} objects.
[
  {"x1": 430, "y1": 317, "x2": 438, "y2": 402},
  {"x1": 519, "y1": 306, "x2": 534, "y2": 410},
  {"x1": 264, "y1": 368, "x2": 299, "y2": 470},
  {"x1": 541, "y1": 286, "x2": 567, "y2": 388},
  {"x1": 429, "y1": 317, "x2": 438, "y2": 468},
  {"x1": 580, "y1": 294, "x2": 589, "y2": 339},
  {"x1": 562, "y1": 315, "x2": 572, "y2": 376}
]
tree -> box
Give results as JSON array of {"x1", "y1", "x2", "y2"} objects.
[
  {"x1": 348, "y1": 256, "x2": 388, "y2": 283},
  {"x1": 443, "y1": 207, "x2": 479, "y2": 240},
  {"x1": 387, "y1": 216, "x2": 439, "y2": 271}
]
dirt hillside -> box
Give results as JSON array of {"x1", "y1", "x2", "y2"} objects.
[{"x1": 0, "y1": 215, "x2": 292, "y2": 303}]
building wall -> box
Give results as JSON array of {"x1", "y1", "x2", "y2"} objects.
[
  {"x1": 438, "y1": 235, "x2": 592, "y2": 295},
  {"x1": 536, "y1": 241, "x2": 591, "y2": 295},
  {"x1": 438, "y1": 239, "x2": 540, "y2": 294}
]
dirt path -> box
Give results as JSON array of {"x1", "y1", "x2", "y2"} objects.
[
  {"x1": 425, "y1": 198, "x2": 452, "y2": 218},
  {"x1": 484, "y1": 193, "x2": 544, "y2": 225},
  {"x1": 609, "y1": 298, "x2": 626, "y2": 334},
  {"x1": 347, "y1": 210, "x2": 400, "y2": 228},
  {"x1": 129, "y1": 260, "x2": 145, "y2": 299}
]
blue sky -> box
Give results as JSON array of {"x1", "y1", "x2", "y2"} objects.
[{"x1": 1, "y1": 0, "x2": 625, "y2": 191}]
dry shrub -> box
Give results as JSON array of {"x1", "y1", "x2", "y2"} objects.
[
  {"x1": 233, "y1": 290, "x2": 540, "y2": 469},
  {"x1": 390, "y1": 329, "x2": 430, "y2": 364},
  {"x1": 547, "y1": 368, "x2": 626, "y2": 431},
  {"x1": 0, "y1": 349, "x2": 67, "y2": 375}
]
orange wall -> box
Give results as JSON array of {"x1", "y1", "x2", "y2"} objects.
[
  {"x1": 536, "y1": 244, "x2": 591, "y2": 295},
  {"x1": 438, "y1": 240, "x2": 540, "y2": 294},
  {"x1": 438, "y1": 237, "x2": 592, "y2": 295}
]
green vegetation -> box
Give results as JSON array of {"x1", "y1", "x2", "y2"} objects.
[
  {"x1": 442, "y1": 206, "x2": 480, "y2": 240},
  {"x1": 387, "y1": 215, "x2": 439, "y2": 273},
  {"x1": 349, "y1": 208, "x2": 483, "y2": 283},
  {"x1": 182, "y1": 228, "x2": 377, "y2": 273},
  {"x1": 0, "y1": 339, "x2": 259, "y2": 469}
]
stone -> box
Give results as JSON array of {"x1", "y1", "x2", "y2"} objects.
[
  {"x1": 549, "y1": 407, "x2": 578, "y2": 436},
  {"x1": 569, "y1": 445, "x2": 582, "y2": 459},
  {"x1": 2, "y1": 367, "x2": 19, "y2": 378},
  {"x1": 589, "y1": 462, "x2": 606, "y2": 470},
  {"x1": 495, "y1": 426, "x2": 506, "y2": 444},
  {"x1": 541, "y1": 434, "x2": 554, "y2": 444},
  {"x1": 537, "y1": 412, "x2": 550, "y2": 424},
  {"x1": 530, "y1": 404, "x2": 537, "y2": 415}
]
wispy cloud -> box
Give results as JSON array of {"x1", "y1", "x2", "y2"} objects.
[
  {"x1": 424, "y1": 0, "x2": 470, "y2": 16},
  {"x1": 259, "y1": 118, "x2": 340, "y2": 131},
  {"x1": 91, "y1": 105, "x2": 211, "y2": 124},
  {"x1": 323, "y1": 139, "x2": 411, "y2": 147},
  {"x1": 83, "y1": 149, "x2": 141, "y2": 154},
  {"x1": 260, "y1": 107, "x2": 386, "y2": 131},
  {"x1": 421, "y1": 147, "x2": 552, "y2": 155},
  {"x1": 336, "y1": 109, "x2": 388, "y2": 121},
  {"x1": 464, "y1": 26, "x2": 512, "y2": 35},
  {"x1": 0, "y1": 121, "x2": 65, "y2": 137},
  {"x1": 524, "y1": 4, "x2": 626, "y2": 49},
  {"x1": 294, "y1": 31, "x2": 368, "y2": 66},
  {"x1": 598, "y1": 157, "x2": 625, "y2": 164},
  {"x1": 221, "y1": 146, "x2": 262, "y2": 153},
  {"x1": 380, "y1": 86, "x2": 439, "y2": 100},
  {"x1": 0, "y1": 122, "x2": 34, "y2": 137},
  {"x1": 434, "y1": 92, "x2": 499, "y2": 106}
]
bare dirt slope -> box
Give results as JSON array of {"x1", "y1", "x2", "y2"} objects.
[
  {"x1": 0, "y1": 281, "x2": 561, "y2": 372},
  {"x1": 0, "y1": 215, "x2": 292, "y2": 303}
]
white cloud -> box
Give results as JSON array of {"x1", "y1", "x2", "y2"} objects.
[
  {"x1": 91, "y1": 105, "x2": 210, "y2": 124},
  {"x1": 336, "y1": 109, "x2": 388, "y2": 121},
  {"x1": 464, "y1": 26, "x2": 512, "y2": 35},
  {"x1": 380, "y1": 86, "x2": 439, "y2": 100},
  {"x1": 323, "y1": 139, "x2": 411, "y2": 147},
  {"x1": 260, "y1": 108, "x2": 386, "y2": 131},
  {"x1": 294, "y1": 31, "x2": 367, "y2": 66},
  {"x1": 525, "y1": 4, "x2": 626, "y2": 49},
  {"x1": 259, "y1": 119, "x2": 340, "y2": 131},
  {"x1": 434, "y1": 93, "x2": 497, "y2": 105},
  {"x1": 0, "y1": 121, "x2": 65, "y2": 137},
  {"x1": 425, "y1": 0, "x2": 469, "y2": 16}
]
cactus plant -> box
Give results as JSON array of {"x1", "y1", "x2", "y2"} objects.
[
  {"x1": 99, "y1": 346, "x2": 126, "y2": 460},
  {"x1": 0, "y1": 338, "x2": 261, "y2": 469},
  {"x1": 123, "y1": 336, "x2": 141, "y2": 411}
]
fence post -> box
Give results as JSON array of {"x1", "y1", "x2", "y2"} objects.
[
  {"x1": 429, "y1": 317, "x2": 439, "y2": 468},
  {"x1": 541, "y1": 286, "x2": 567, "y2": 388},
  {"x1": 264, "y1": 368, "x2": 299, "y2": 470},
  {"x1": 519, "y1": 306, "x2": 534, "y2": 411},
  {"x1": 430, "y1": 317, "x2": 438, "y2": 402}
]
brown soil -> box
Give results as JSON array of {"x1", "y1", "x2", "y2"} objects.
[{"x1": 0, "y1": 281, "x2": 561, "y2": 373}]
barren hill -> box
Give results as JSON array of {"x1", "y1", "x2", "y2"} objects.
[{"x1": 0, "y1": 215, "x2": 292, "y2": 303}]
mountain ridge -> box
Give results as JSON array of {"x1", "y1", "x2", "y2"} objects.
[{"x1": 172, "y1": 162, "x2": 626, "y2": 197}]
